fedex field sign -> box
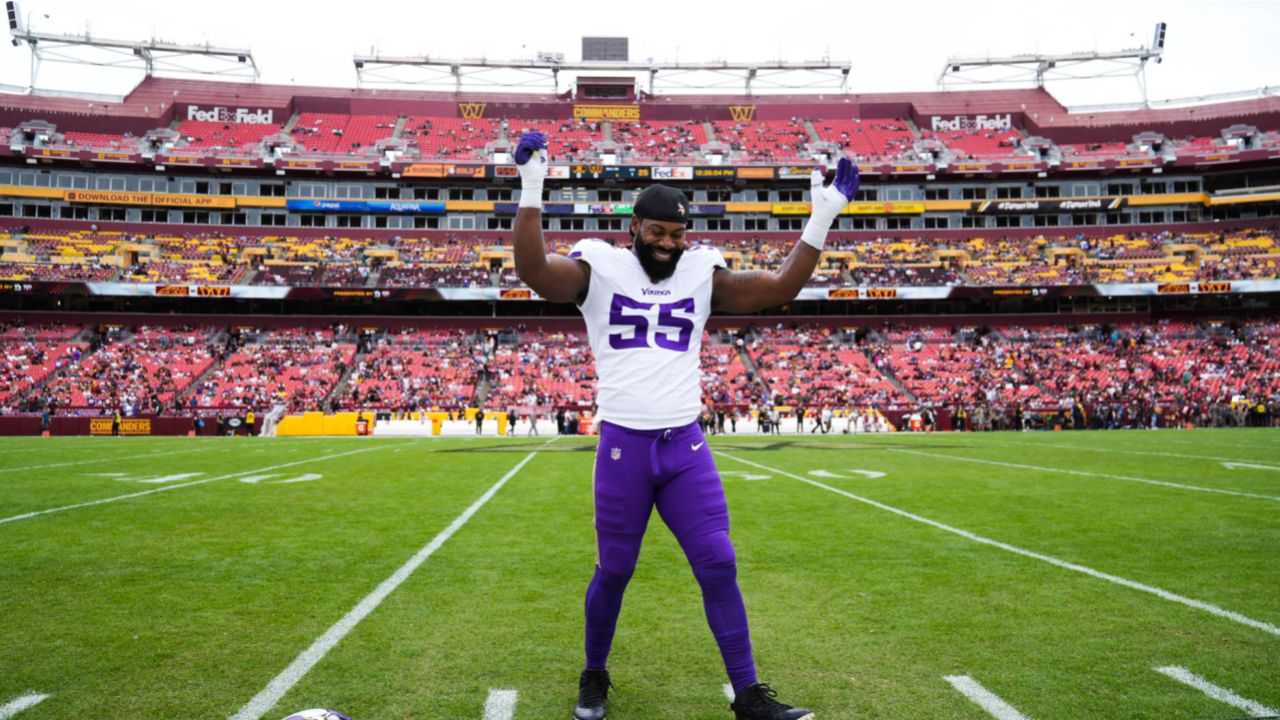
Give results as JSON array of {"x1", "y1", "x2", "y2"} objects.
[
  {"x1": 929, "y1": 114, "x2": 1012, "y2": 132},
  {"x1": 185, "y1": 105, "x2": 276, "y2": 124}
]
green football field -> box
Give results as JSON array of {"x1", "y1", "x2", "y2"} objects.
[{"x1": 1, "y1": 429, "x2": 1278, "y2": 720}]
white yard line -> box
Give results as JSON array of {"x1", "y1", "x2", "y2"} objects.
[
  {"x1": 482, "y1": 689, "x2": 519, "y2": 720},
  {"x1": 0, "y1": 442, "x2": 234, "y2": 474},
  {"x1": 1160, "y1": 436, "x2": 1280, "y2": 452},
  {"x1": 886, "y1": 448, "x2": 1280, "y2": 502},
  {"x1": 0, "y1": 693, "x2": 50, "y2": 719},
  {"x1": 0, "y1": 444, "x2": 401, "y2": 525},
  {"x1": 723, "y1": 684, "x2": 735, "y2": 701},
  {"x1": 228, "y1": 438, "x2": 556, "y2": 720},
  {"x1": 943, "y1": 676, "x2": 1033, "y2": 720},
  {"x1": 1154, "y1": 666, "x2": 1279, "y2": 716},
  {"x1": 716, "y1": 452, "x2": 1280, "y2": 639},
  {"x1": 992, "y1": 438, "x2": 1271, "y2": 464}
]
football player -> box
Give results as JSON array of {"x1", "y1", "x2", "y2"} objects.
[{"x1": 513, "y1": 131, "x2": 857, "y2": 720}]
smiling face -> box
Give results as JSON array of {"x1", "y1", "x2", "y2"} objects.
[{"x1": 631, "y1": 216, "x2": 687, "y2": 282}]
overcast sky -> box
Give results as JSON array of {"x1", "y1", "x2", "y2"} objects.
[{"x1": 1, "y1": 0, "x2": 1276, "y2": 108}]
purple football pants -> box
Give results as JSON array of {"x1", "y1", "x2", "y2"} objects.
[{"x1": 584, "y1": 420, "x2": 757, "y2": 694}]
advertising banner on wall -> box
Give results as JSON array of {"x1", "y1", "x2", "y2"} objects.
[{"x1": 971, "y1": 197, "x2": 1126, "y2": 214}]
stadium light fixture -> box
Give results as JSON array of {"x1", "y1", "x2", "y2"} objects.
[
  {"x1": 7, "y1": 16, "x2": 259, "y2": 91},
  {"x1": 351, "y1": 54, "x2": 851, "y2": 95},
  {"x1": 938, "y1": 22, "x2": 1168, "y2": 107}
]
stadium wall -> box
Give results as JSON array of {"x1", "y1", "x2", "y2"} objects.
[{"x1": 0, "y1": 415, "x2": 204, "y2": 436}]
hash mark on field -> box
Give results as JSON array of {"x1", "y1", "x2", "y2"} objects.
[
  {"x1": 0, "y1": 692, "x2": 50, "y2": 718},
  {"x1": 723, "y1": 684, "x2": 735, "y2": 701},
  {"x1": 810, "y1": 469, "x2": 887, "y2": 479},
  {"x1": 1154, "y1": 666, "x2": 1279, "y2": 716},
  {"x1": 482, "y1": 689, "x2": 518, "y2": 720},
  {"x1": 228, "y1": 438, "x2": 557, "y2": 720},
  {"x1": 716, "y1": 452, "x2": 1280, "y2": 639},
  {"x1": 943, "y1": 676, "x2": 1033, "y2": 720},
  {"x1": 133, "y1": 472, "x2": 203, "y2": 484},
  {"x1": 888, "y1": 448, "x2": 1280, "y2": 502},
  {"x1": 238, "y1": 475, "x2": 281, "y2": 484},
  {"x1": 0, "y1": 444, "x2": 400, "y2": 526},
  {"x1": 1221, "y1": 461, "x2": 1280, "y2": 472},
  {"x1": 278, "y1": 473, "x2": 323, "y2": 484}
]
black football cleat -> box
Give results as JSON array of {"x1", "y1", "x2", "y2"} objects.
[
  {"x1": 730, "y1": 682, "x2": 814, "y2": 720},
  {"x1": 573, "y1": 668, "x2": 612, "y2": 720}
]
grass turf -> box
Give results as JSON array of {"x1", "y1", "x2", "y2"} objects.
[{"x1": 0, "y1": 430, "x2": 1277, "y2": 719}]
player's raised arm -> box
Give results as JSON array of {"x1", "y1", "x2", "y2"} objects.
[
  {"x1": 711, "y1": 157, "x2": 859, "y2": 313},
  {"x1": 512, "y1": 132, "x2": 591, "y2": 304}
]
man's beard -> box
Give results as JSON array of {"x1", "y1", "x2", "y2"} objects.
[{"x1": 633, "y1": 236, "x2": 683, "y2": 283}]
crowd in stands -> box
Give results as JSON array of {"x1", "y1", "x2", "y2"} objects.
[
  {"x1": 3, "y1": 228, "x2": 1278, "y2": 288},
  {"x1": 335, "y1": 329, "x2": 484, "y2": 411},
  {"x1": 2, "y1": 319, "x2": 1277, "y2": 429},
  {"x1": 0, "y1": 322, "x2": 86, "y2": 410},
  {"x1": 36, "y1": 325, "x2": 217, "y2": 416},
  {"x1": 746, "y1": 324, "x2": 908, "y2": 409},
  {"x1": 379, "y1": 266, "x2": 491, "y2": 288},
  {"x1": 485, "y1": 330, "x2": 597, "y2": 410},
  {"x1": 187, "y1": 327, "x2": 355, "y2": 414}
]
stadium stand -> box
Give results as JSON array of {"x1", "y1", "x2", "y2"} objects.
[
  {"x1": 711, "y1": 119, "x2": 812, "y2": 162},
  {"x1": 4, "y1": 227, "x2": 1280, "y2": 288},
  {"x1": 815, "y1": 119, "x2": 916, "y2": 162},
  {"x1": 337, "y1": 329, "x2": 484, "y2": 411},
  {"x1": 188, "y1": 328, "x2": 356, "y2": 414},
  {"x1": 506, "y1": 118, "x2": 602, "y2": 162},
  {"x1": 176, "y1": 120, "x2": 281, "y2": 150},
  {"x1": 1, "y1": 77, "x2": 1279, "y2": 436},
  {"x1": 612, "y1": 120, "x2": 707, "y2": 161},
  {"x1": 401, "y1": 116, "x2": 502, "y2": 159},
  {"x1": 1, "y1": 317, "x2": 1277, "y2": 430},
  {"x1": 38, "y1": 325, "x2": 218, "y2": 415},
  {"x1": 291, "y1": 113, "x2": 397, "y2": 154}
]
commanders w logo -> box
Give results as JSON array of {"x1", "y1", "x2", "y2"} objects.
[
  {"x1": 459, "y1": 103, "x2": 487, "y2": 119},
  {"x1": 728, "y1": 105, "x2": 756, "y2": 122}
]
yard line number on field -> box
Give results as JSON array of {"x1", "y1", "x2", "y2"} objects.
[{"x1": 0, "y1": 444, "x2": 398, "y2": 526}]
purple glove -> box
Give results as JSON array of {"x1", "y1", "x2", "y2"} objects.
[
  {"x1": 825, "y1": 156, "x2": 860, "y2": 201},
  {"x1": 803, "y1": 157, "x2": 860, "y2": 250},
  {"x1": 514, "y1": 131, "x2": 547, "y2": 165}
]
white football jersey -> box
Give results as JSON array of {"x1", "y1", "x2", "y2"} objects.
[{"x1": 569, "y1": 238, "x2": 726, "y2": 430}]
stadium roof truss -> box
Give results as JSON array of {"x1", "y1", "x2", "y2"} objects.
[
  {"x1": 938, "y1": 23, "x2": 1167, "y2": 106},
  {"x1": 7, "y1": 15, "x2": 258, "y2": 90},
  {"x1": 352, "y1": 56, "x2": 852, "y2": 95}
]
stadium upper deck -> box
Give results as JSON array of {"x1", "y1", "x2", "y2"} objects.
[{"x1": 2, "y1": 77, "x2": 1277, "y2": 174}]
